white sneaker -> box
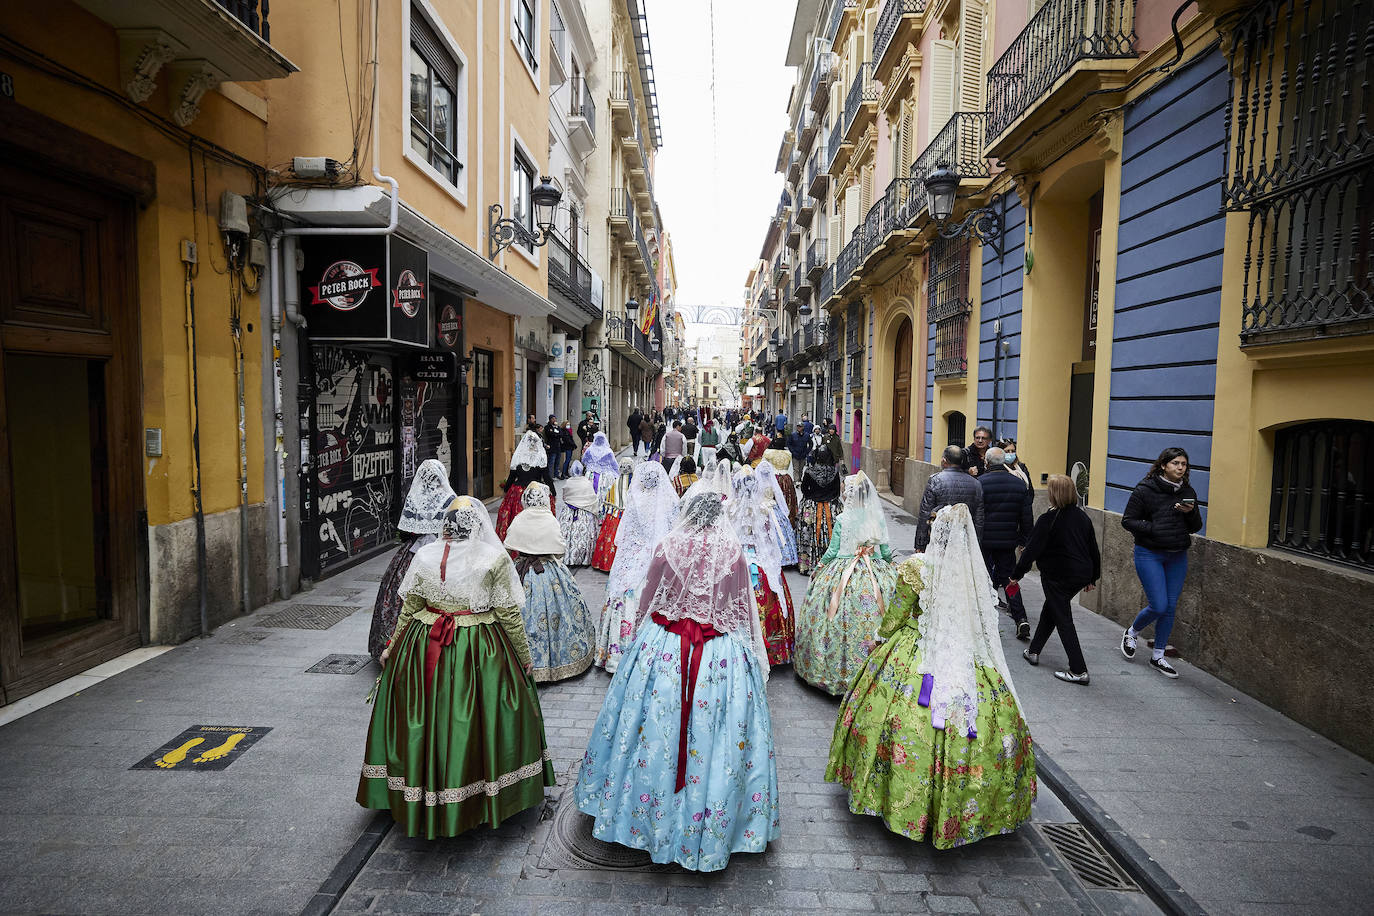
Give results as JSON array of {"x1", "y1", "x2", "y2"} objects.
[{"x1": 1120, "y1": 628, "x2": 1137, "y2": 660}]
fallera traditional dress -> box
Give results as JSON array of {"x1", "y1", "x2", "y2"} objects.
[
  {"x1": 495, "y1": 432, "x2": 556, "y2": 541},
  {"x1": 729, "y1": 467, "x2": 795, "y2": 666},
  {"x1": 358, "y1": 499, "x2": 555, "y2": 837},
  {"x1": 794, "y1": 473, "x2": 897, "y2": 695},
  {"x1": 367, "y1": 459, "x2": 454, "y2": 661},
  {"x1": 756, "y1": 462, "x2": 800, "y2": 567},
  {"x1": 760, "y1": 448, "x2": 799, "y2": 527},
  {"x1": 594, "y1": 461, "x2": 679, "y2": 672},
  {"x1": 826, "y1": 506, "x2": 1036, "y2": 848},
  {"x1": 582, "y1": 432, "x2": 621, "y2": 502},
  {"x1": 505, "y1": 483, "x2": 594, "y2": 682},
  {"x1": 796, "y1": 461, "x2": 843, "y2": 576},
  {"x1": 557, "y1": 475, "x2": 601, "y2": 568},
  {"x1": 591, "y1": 460, "x2": 634, "y2": 573},
  {"x1": 576, "y1": 493, "x2": 781, "y2": 871}
]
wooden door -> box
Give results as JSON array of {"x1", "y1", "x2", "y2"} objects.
[
  {"x1": 0, "y1": 162, "x2": 141, "y2": 703},
  {"x1": 472, "y1": 349, "x2": 495, "y2": 499},
  {"x1": 889, "y1": 318, "x2": 913, "y2": 495}
]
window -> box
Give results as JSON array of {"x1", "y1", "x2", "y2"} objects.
[
  {"x1": 409, "y1": 7, "x2": 463, "y2": 185},
  {"x1": 514, "y1": 0, "x2": 538, "y2": 72},
  {"x1": 512, "y1": 148, "x2": 536, "y2": 252},
  {"x1": 1269, "y1": 420, "x2": 1373, "y2": 572}
]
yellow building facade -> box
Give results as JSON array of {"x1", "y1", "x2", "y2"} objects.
[{"x1": 0, "y1": 0, "x2": 568, "y2": 703}]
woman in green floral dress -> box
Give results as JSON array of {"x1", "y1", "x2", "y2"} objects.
[
  {"x1": 794, "y1": 472, "x2": 897, "y2": 694},
  {"x1": 826, "y1": 503, "x2": 1036, "y2": 848}
]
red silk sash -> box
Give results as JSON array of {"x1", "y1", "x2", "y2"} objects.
[{"x1": 652, "y1": 611, "x2": 723, "y2": 793}]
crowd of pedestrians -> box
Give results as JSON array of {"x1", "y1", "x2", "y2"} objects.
[{"x1": 356, "y1": 400, "x2": 1199, "y2": 874}]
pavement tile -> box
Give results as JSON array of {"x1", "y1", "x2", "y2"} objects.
[{"x1": 925, "y1": 894, "x2": 981, "y2": 914}]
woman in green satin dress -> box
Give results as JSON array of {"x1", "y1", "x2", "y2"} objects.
[
  {"x1": 826, "y1": 503, "x2": 1036, "y2": 848},
  {"x1": 358, "y1": 496, "x2": 555, "y2": 838}
]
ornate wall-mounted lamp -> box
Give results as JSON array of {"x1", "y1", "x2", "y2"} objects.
[{"x1": 488, "y1": 175, "x2": 563, "y2": 260}]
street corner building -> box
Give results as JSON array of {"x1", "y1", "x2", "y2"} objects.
[
  {"x1": 745, "y1": 0, "x2": 1374, "y2": 759},
  {"x1": 0, "y1": 0, "x2": 685, "y2": 708}
]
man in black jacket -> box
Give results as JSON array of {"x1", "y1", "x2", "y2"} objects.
[
  {"x1": 627, "y1": 407, "x2": 643, "y2": 453},
  {"x1": 978, "y1": 447, "x2": 1034, "y2": 640},
  {"x1": 964, "y1": 426, "x2": 993, "y2": 476},
  {"x1": 576, "y1": 411, "x2": 597, "y2": 447},
  {"x1": 914, "y1": 446, "x2": 985, "y2": 550}
]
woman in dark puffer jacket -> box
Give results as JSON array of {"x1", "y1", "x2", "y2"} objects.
[{"x1": 1119, "y1": 447, "x2": 1203, "y2": 679}]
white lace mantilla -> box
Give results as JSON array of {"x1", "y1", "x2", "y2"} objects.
[
  {"x1": 361, "y1": 751, "x2": 551, "y2": 806},
  {"x1": 401, "y1": 537, "x2": 526, "y2": 611}
]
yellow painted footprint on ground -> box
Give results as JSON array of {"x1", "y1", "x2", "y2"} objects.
[
  {"x1": 193, "y1": 732, "x2": 246, "y2": 764},
  {"x1": 154, "y1": 738, "x2": 204, "y2": 769}
]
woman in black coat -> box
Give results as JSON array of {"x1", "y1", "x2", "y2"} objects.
[
  {"x1": 1118, "y1": 446, "x2": 1203, "y2": 679},
  {"x1": 1011, "y1": 475, "x2": 1101, "y2": 686}
]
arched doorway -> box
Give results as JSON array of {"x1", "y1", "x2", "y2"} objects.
[
  {"x1": 889, "y1": 318, "x2": 913, "y2": 496},
  {"x1": 946, "y1": 410, "x2": 967, "y2": 449}
]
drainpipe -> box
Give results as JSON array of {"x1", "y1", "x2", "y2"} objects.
[{"x1": 267, "y1": 234, "x2": 293, "y2": 598}]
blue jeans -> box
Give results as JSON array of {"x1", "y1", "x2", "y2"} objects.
[{"x1": 1131, "y1": 545, "x2": 1189, "y2": 652}]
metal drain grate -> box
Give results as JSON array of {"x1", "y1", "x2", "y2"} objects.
[
  {"x1": 1038, "y1": 823, "x2": 1140, "y2": 892},
  {"x1": 257, "y1": 604, "x2": 361, "y2": 630},
  {"x1": 306, "y1": 654, "x2": 373, "y2": 675},
  {"x1": 222, "y1": 630, "x2": 272, "y2": 645},
  {"x1": 536, "y1": 767, "x2": 676, "y2": 873}
]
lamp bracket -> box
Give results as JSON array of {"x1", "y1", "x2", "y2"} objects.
[
  {"x1": 936, "y1": 192, "x2": 1007, "y2": 260},
  {"x1": 488, "y1": 203, "x2": 549, "y2": 261}
]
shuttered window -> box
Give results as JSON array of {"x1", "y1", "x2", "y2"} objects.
[
  {"x1": 957, "y1": 0, "x2": 986, "y2": 113},
  {"x1": 860, "y1": 166, "x2": 873, "y2": 215},
  {"x1": 900, "y1": 106, "x2": 914, "y2": 176},
  {"x1": 929, "y1": 39, "x2": 955, "y2": 138},
  {"x1": 410, "y1": 7, "x2": 463, "y2": 184}
]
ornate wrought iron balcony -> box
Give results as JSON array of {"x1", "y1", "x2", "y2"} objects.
[
  {"x1": 547, "y1": 233, "x2": 601, "y2": 320},
  {"x1": 806, "y1": 237, "x2": 828, "y2": 280},
  {"x1": 827, "y1": 117, "x2": 849, "y2": 174},
  {"x1": 818, "y1": 262, "x2": 835, "y2": 305},
  {"x1": 873, "y1": 0, "x2": 928, "y2": 70},
  {"x1": 985, "y1": 0, "x2": 1136, "y2": 141},
  {"x1": 843, "y1": 63, "x2": 878, "y2": 142},
  {"x1": 810, "y1": 51, "x2": 838, "y2": 112},
  {"x1": 808, "y1": 144, "x2": 830, "y2": 198}
]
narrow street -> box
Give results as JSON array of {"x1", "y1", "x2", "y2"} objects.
[{"x1": 2, "y1": 490, "x2": 1369, "y2": 915}]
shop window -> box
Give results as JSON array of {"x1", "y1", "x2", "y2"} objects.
[
  {"x1": 409, "y1": 6, "x2": 464, "y2": 186},
  {"x1": 1269, "y1": 420, "x2": 1373, "y2": 572}
]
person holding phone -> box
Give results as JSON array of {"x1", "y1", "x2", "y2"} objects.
[{"x1": 1119, "y1": 447, "x2": 1204, "y2": 678}]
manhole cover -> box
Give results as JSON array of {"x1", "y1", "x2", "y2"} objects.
[
  {"x1": 222, "y1": 630, "x2": 272, "y2": 645},
  {"x1": 537, "y1": 766, "x2": 676, "y2": 873},
  {"x1": 306, "y1": 654, "x2": 373, "y2": 675},
  {"x1": 1038, "y1": 823, "x2": 1140, "y2": 892},
  {"x1": 257, "y1": 604, "x2": 361, "y2": 630}
]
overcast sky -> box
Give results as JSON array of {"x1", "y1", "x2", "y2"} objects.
[{"x1": 644, "y1": 0, "x2": 798, "y2": 344}]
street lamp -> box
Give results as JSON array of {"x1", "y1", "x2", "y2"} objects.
[
  {"x1": 923, "y1": 163, "x2": 1005, "y2": 259},
  {"x1": 625, "y1": 295, "x2": 639, "y2": 317},
  {"x1": 488, "y1": 175, "x2": 563, "y2": 259}
]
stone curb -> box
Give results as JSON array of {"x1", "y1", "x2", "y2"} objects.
[
  {"x1": 299, "y1": 811, "x2": 392, "y2": 916},
  {"x1": 1033, "y1": 742, "x2": 1208, "y2": 916}
]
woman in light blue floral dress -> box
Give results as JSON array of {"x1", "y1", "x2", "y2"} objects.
[
  {"x1": 577, "y1": 492, "x2": 780, "y2": 871},
  {"x1": 504, "y1": 483, "x2": 595, "y2": 682},
  {"x1": 794, "y1": 471, "x2": 897, "y2": 695}
]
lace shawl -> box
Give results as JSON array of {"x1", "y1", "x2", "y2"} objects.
[
  {"x1": 606, "y1": 461, "x2": 680, "y2": 599},
  {"x1": 728, "y1": 468, "x2": 784, "y2": 592},
  {"x1": 397, "y1": 459, "x2": 457, "y2": 534},
  {"x1": 510, "y1": 430, "x2": 548, "y2": 469},
  {"x1": 755, "y1": 462, "x2": 791, "y2": 511},
  {"x1": 583, "y1": 432, "x2": 620, "y2": 479},
  {"x1": 504, "y1": 483, "x2": 565, "y2": 556},
  {"x1": 636, "y1": 498, "x2": 770, "y2": 674},
  {"x1": 838, "y1": 472, "x2": 891, "y2": 556},
  {"x1": 400, "y1": 524, "x2": 525, "y2": 613},
  {"x1": 914, "y1": 504, "x2": 1022, "y2": 735},
  {"x1": 560, "y1": 475, "x2": 599, "y2": 512}
]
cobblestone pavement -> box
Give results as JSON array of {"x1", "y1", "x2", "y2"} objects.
[{"x1": 333, "y1": 547, "x2": 1130, "y2": 916}]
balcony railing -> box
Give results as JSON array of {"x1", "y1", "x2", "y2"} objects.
[
  {"x1": 547, "y1": 233, "x2": 600, "y2": 319},
  {"x1": 818, "y1": 263, "x2": 835, "y2": 304},
  {"x1": 827, "y1": 118, "x2": 846, "y2": 172},
  {"x1": 843, "y1": 63, "x2": 878, "y2": 139},
  {"x1": 610, "y1": 186, "x2": 635, "y2": 230},
  {"x1": 873, "y1": 0, "x2": 928, "y2": 68},
  {"x1": 835, "y1": 233, "x2": 863, "y2": 289},
  {"x1": 911, "y1": 111, "x2": 989, "y2": 186},
  {"x1": 806, "y1": 237, "x2": 828, "y2": 279},
  {"x1": 217, "y1": 0, "x2": 271, "y2": 40},
  {"x1": 568, "y1": 76, "x2": 596, "y2": 134},
  {"x1": 810, "y1": 51, "x2": 838, "y2": 112},
  {"x1": 826, "y1": 0, "x2": 855, "y2": 42},
  {"x1": 794, "y1": 264, "x2": 811, "y2": 303},
  {"x1": 610, "y1": 70, "x2": 635, "y2": 108},
  {"x1": 808, "y1": 143, "x2": 829, "y2": 197},
  {"x1": 986, "y1": 0, "x2": 1137, "y2": 140},
  {"x1": 859, "y1": 177, "x2": 922, "y2": 262}
]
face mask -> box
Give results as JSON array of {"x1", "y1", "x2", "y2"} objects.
[{"x1": 1005, "y1": 453, "x2": 1017, "y2": 463}]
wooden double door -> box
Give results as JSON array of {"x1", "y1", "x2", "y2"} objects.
[
  {"x1": 889, "y1": 318, "x2": 913, "y2": 496},
  {"x1": 0, "y1": 160, "x2": 143, "y2": 704}
]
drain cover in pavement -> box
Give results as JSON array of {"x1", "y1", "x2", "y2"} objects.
[
  {"x1": 1038, "y1": 823, "x2": 1140, "y2": 892},
  {"x1": 131, "y1": 725, "x2": 272, "y2": 772},
  {"x1": 222, "y1": 630, "x2": 272, "y2": 645},
  {"x1": 257, "y1": 604, "x2": 361, "y2": 630},
  {"x1": 536, "y1": 769, "x2": 675, "y2": 872},
  {"x1": 306, "y1": 654, "x2": 373, "y2": 675}
]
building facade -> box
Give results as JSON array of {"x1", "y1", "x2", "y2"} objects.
[
  {"x1": 752, "y1": 0, "x2": 1373, "y2": 758},
  {"x1": 0, "y1": 0, "x2": 672, "y2": 706}
]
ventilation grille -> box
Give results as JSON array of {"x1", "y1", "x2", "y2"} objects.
[
  {"x1": 1039, "y1": 823, "x2": 1140, "y2": 892},
  {"x1": 306, "y1": 654, "x2": 374, "y2": 675},
  {"x1": 257, "y1": 604, "x2": 361, "y2": 630}
]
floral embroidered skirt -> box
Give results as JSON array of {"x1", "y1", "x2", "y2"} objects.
[
  {"x1": 591, "y1": 508, "x2": 622, "y2": 572},
  {"x1": 776, "y1": 473, "x2": 799, "y2": 528},
  {"x1": 520, "y1": 559, "x2": 595, "y2": 682},
  {"x1": 825, "y1": 622, "x2": 1036, "y2": 848},
  {"x1": 593, "y1": 586, "x2": 640, "y2": 673},
  {"x1": 576, "y1": 618, "x2": 781, "y2": 871},
  {"x1": 794, "y1": 554, "x2": 896, "y2": 695},
  {"x1": 559, "y1": 504, "x2": 599, "y2": 568},
  {"x1": 795, "y1": 499, "x2": 841, "y2": 576},
  {"x1": 357, "y1": 618, "x2": 555, "y2": 838},
  {"x1": 367, "y1": 543, "x2": 417, "y2": 661},
  {"x1": 495, "y1": 485, "x2": 556, "y2": 541},
  {"x1": 751, "y1": 566, "x2": 795, "y2": 667}
]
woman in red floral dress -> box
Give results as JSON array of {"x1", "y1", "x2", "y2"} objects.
[{"x1": 495, "y1": 430, "x2": 555, "y2": 540}]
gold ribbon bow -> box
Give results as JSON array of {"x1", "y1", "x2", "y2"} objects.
[{"x1": 829, "y1": 544, "x2": 885, "y2": 621}]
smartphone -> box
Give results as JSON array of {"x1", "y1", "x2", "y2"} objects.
[{"x1": 1179, "y1": 498, "x2": 1196, "y2": 509}]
